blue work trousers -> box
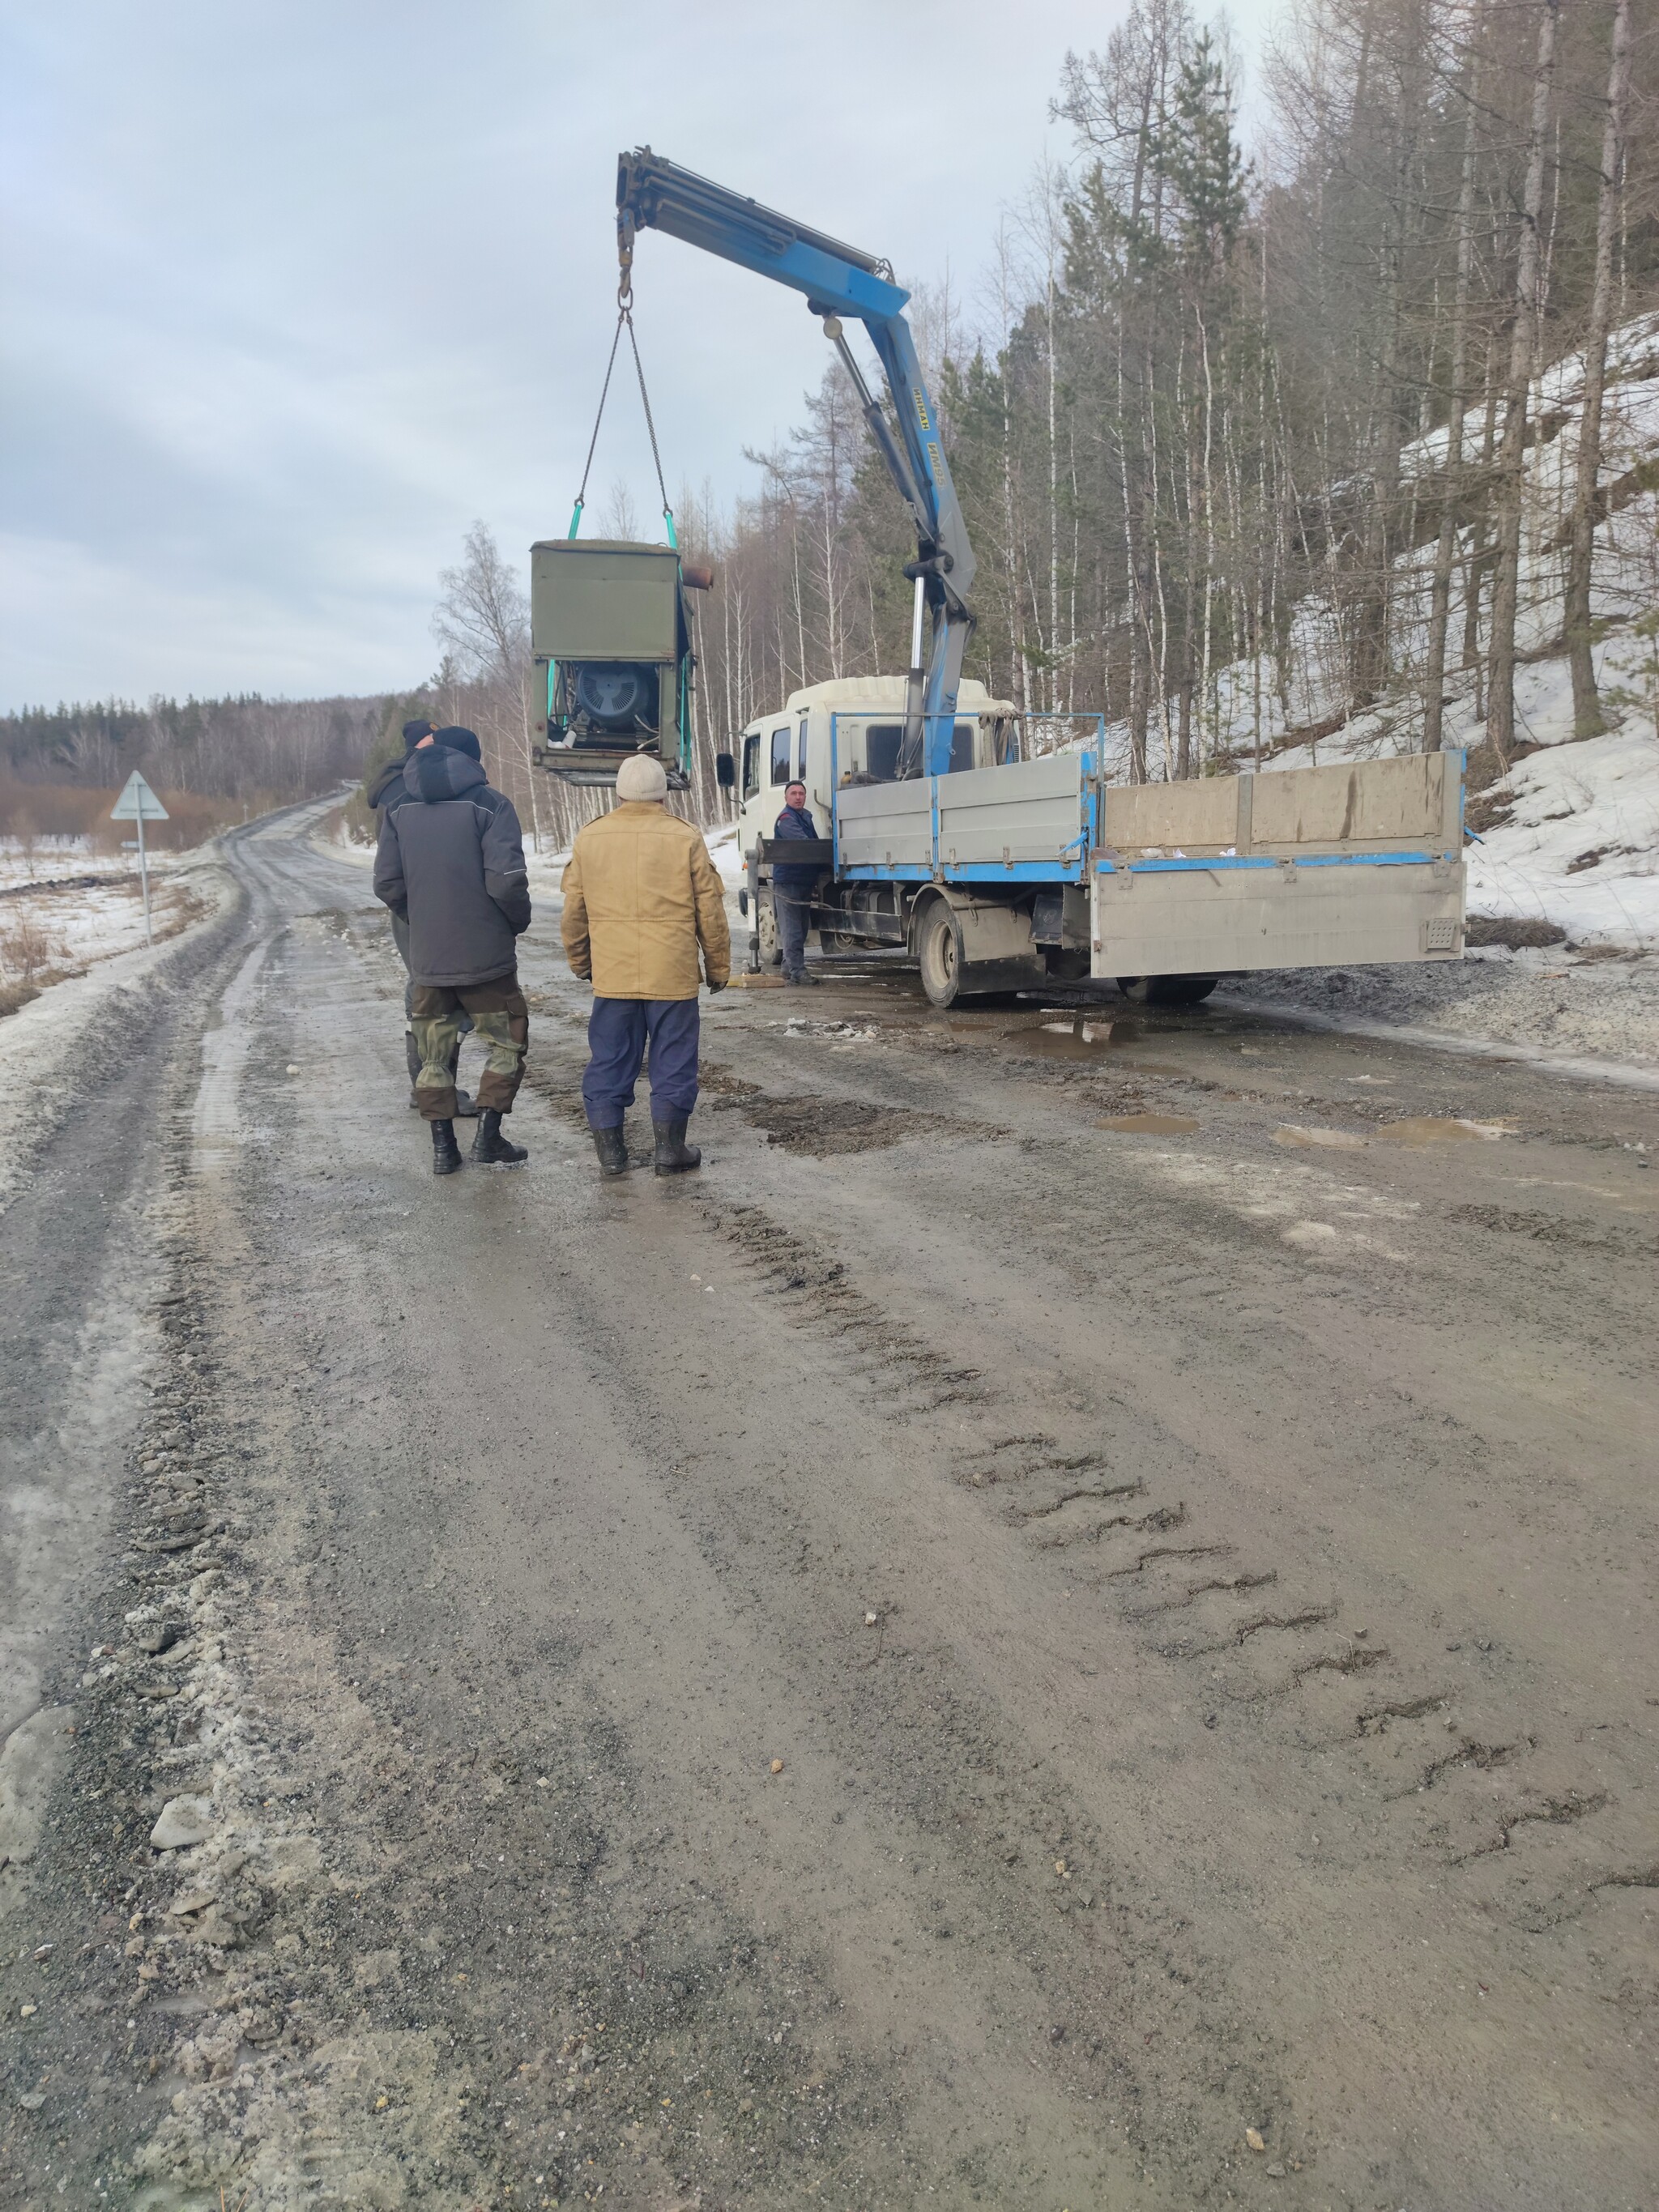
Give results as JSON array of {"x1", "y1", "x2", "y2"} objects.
[
  {"x1": 582, "y1": 997, "x2": 702, "y2": 1129},
  {"x1": 775, "y1": 886, "x2": 812, "y2": 978}
]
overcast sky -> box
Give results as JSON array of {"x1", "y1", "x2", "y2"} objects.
[{"x1": 1, "y1": 0, "x2": 1282, "y2": 711}]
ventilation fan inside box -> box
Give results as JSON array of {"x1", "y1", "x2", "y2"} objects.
[{"x1": 568, "y1": 662, "x2": 660, "y2": 742}]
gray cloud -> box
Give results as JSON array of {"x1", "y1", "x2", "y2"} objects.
[{"x1": 1, "y1": 0, "x2": 1278, "y2": 708}]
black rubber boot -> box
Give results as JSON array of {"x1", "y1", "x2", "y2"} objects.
[
  {"x1": 652, "y1": 1116, "x2": 702, "y2": 1176},
  {"x1": 591, "y1": 1127, "x2": 629, "y2": 1178},
  {"x1": 431, "y1": 1119, "x2": 463, "y2": 1175},
  {"x1": 471, "y1": 1109, "x2": 527, "y2": 1166}
]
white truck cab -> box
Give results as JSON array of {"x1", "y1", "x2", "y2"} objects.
[{"x1": 735, "y1": 676, "x2": 1018, "y2": 854}]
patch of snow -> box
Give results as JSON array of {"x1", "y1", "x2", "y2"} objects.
[
  {"x1": 1470, "y1": 728, "x2": 1658, "y2": 945},
  {"x1": 0, "y1": 853, "x2": 236, "y2": 1220},
  {"x1": 0, "y1": 870, "x2": 200, "y2": 978}
]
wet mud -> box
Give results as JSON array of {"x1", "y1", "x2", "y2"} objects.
[{"x1": 3, "y1": 825, "x2": 1655, "y2": 2210}]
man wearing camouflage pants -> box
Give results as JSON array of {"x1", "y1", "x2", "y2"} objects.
[
  {"x1": 373, "y1": 727, "x2": 533, "y2": 1175},
  {"x1": 366, "y1": 716, "x2": 476, "y2": 1117}
]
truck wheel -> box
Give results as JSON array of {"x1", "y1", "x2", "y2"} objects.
[
  {"x1": 757, "y1": 893, "x2": 783, "y2": 969},
  {"x1": 917, "y1": 903, "x2": 962, "y2": 1008},
  {"x1": 1116, "y1": 974, "x2": 1218, "y2": 1008}
]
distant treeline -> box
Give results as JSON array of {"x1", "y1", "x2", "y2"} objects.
[
  {"x1": 0, "y1": 693, "x2": 388, "y2": 851},
  {"x1": 0, "y1": 693, "x2": 383, "y2": 805}
]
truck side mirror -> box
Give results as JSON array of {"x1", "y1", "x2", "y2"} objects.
[{"x1": 715, "y1": 752, "x2": 736, "y2": 788}]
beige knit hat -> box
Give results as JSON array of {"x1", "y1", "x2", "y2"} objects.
[{"x1": 616, "y1": 754, "x2": 668, "y2": 803}]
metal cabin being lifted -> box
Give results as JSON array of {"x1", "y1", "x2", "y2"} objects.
[{"x1": 528, "y1": 537, "x2": 710, "y2": 788}]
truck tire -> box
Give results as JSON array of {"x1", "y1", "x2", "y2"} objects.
[
  {"x1": 757, "y1": 892, "x2": 783, "y2": 969},
  {"x1": 1116, "y1": 974, "x2": 1218, "y2": 1008},
  {"x1": 917, "y1": 902, "x2": 962, "y2": 1008}
]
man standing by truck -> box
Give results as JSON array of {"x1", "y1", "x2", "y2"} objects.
[
  {"x1": 373, "y1": 726, "x2": 532, "y2": 1176},
  {"x1": 561, "y1": 753, "x2": 730, "y2": 1178},
  {"x1": 771, "y1": 778, "x2": 821, "y2": 985}
]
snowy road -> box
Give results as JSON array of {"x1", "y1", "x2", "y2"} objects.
[{"x1": 2, "y1": 803, "x2": 1656, "y2": 2208}]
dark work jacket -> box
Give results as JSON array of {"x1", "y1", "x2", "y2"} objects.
[
  {"x1": 365, "y1": 755, "x2": 409, "y2": 812},
  {"x1": 373, "y1": 749, "x2": 531, "y2": 987},
  {"x1": 367, "y1": 756, "x2": 414, "y2": 967},
  {"x1": 772, "y1": 804, "x2": 822, "y2": 892}
]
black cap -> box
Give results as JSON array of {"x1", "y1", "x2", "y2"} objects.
[
  {"x1": 402, "y1": 717, "x2": 437, "y2": 752},
  {"x1": 433, "y1": 725, "x2": 482, "y2": 761}
]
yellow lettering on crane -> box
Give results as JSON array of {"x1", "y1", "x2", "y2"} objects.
[{"x1": 913, "y1": 390, "x2": 931, "y2": 432}]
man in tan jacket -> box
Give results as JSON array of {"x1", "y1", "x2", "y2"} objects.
[{"x1": 561, "y1": 753, "x2": 731, "y2": 1177}]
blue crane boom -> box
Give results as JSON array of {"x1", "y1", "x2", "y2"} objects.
[{"x1": 615, "y1": 147, "x2": 976, "y2": 780}]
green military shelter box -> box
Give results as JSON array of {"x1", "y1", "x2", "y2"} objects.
[
  {"x1": 531, "y1": 539, "x2": 682, "y2": 661},
  {"x1": 529, "y1": 537, "x2": 693, "y2": 786}
]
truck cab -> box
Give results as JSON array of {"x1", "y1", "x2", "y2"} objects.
[{"x1": 736, "y1": 676, "x2": 1018, "y2": 858}]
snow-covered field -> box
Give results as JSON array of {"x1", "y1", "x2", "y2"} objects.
[
  {"x1": 0, "y1": 838, "x2": 204, "y2": 1012},
  {"x1": 0, "y1": 849, "x2": 237, "y2": 1216}
]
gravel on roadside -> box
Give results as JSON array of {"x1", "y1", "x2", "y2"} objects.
[{"x1": 1223, "y1": 944, "x2": 1659, "y2": 1071}]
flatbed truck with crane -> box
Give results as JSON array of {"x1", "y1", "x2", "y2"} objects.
[{"x1": 558, "y1": 150, "x2": 1468, "y2": 1009}]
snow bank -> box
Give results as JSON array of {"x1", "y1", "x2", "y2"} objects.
[
  {"x1": 0, "y1": 853, "x2": 237, "y2": 1220},
  {"x1": 1469, "y1": 727, "x2": 1658, "y2": 944}
]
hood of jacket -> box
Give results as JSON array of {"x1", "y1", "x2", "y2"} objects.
[
  {"x1": 366, "y1": 755, "x2": 407, "y2": 810},
  {"x1": 405, "y1": 747, "x2": 488, "y2": 804}
]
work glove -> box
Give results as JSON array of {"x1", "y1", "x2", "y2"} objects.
[{"x1": 706, "y1": 978, "x2": 727, "y2": 994}]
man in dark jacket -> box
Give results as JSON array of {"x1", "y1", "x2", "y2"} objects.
[
  {"x1": 373, "y1": 727, "x2": 533, "y2": 1175},
  {"x1": 771, "y1": 780, "x2": 821, "y2": 986},
  {"x1": 367, "y1": 718, "x2": 476, "y2": 1117}
]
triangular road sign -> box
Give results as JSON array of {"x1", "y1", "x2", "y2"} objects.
[{"x1": 110, "y1": 771, "x2": 169, "y2": 821}]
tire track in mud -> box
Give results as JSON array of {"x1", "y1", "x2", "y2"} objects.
[
  {"x1": 694, "y1": 1187, "x2": 1648, "y2": 1958},
  {"x1": 697, "y1": 1196, "x2": 984, "y2": 1411}
]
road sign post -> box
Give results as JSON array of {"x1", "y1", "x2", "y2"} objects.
[{"x1": 109, "y1": 773, "x2": 170, "y2": 944}]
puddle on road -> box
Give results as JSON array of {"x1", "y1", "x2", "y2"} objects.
[
  {"x1": 1375, "y1": 1116, "x2": 1514, "y2": 1144},
  {"x1": 1096, "y1": 1111, "x2": 1201, "y2": 1136},
  {"x1": 1018, "y1": 1012, "x2": 1146, "y2": 1051},
  {"x1": 1000, "y1": 1016, "x2": 1196, "y2": 1080},
  {"x1": 1274, "y1": 1125, "x2": 1369, "y2": 1151}
]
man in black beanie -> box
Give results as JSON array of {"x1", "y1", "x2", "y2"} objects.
[
  {"x1": 373, "y1": 727, "x2": 533, "y2": 1174},
  {"x1": 365, "y1": 717, "x2": 476, "y2": 1116}
]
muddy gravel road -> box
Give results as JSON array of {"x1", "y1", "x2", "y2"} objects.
[{"x1": 2, "y1": 801, "x2": 1654, "y2": 2211}]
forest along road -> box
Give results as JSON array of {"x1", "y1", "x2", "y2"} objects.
[{"x1": 3, "y1": 802, "x2": 1654, "y2": 2212}]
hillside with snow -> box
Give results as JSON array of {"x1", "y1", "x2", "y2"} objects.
[{"x1": 1078, "y1": 311, "x2": 1659, "y2": 1069}]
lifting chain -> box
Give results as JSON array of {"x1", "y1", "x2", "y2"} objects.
[{"x1": 567, "y1": 260, "x2": 676, "y2": 548}]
